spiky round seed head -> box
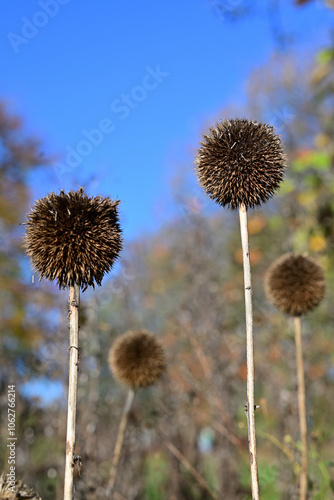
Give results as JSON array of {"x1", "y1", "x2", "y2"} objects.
[
  {"x1": 195, "y1": 118, "x2": 287, "y2": 209},
  {"x1": 24, "y1": 188, "x2": 122, "y2": 290},
  {"x1": 265, "y1": 253, "x2": 326, "y2": 317},
  {"x1": 109, "y1": 330, "x2": 166, "y2": 388},
  {"x1": 0, "y1": 473, "x2": 42, "y2": 499}
]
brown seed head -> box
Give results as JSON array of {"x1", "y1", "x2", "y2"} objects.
[
  {"x1": 265, "y1": 253, "x2": 326, "y2": 316},
  {"x1": 0, "y1": 472, "x2": 42, "y2": 499},
  {"x1": 195, "y1": 118, "x2": 286, "y2": 209},
  {"x1": 109, "y1": 330, "x2": 166, "y2": 388},
  {"x1": 24, "y1": 188, "x2": 122, "y2": 290}
]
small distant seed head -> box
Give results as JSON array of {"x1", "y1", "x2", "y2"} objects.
[
  {"x1": 265, "y1": 253, "x2": 326, "y2": 316},
  {"x1": 195, "y1": 118, "x2": 287, "y2": 209},
  {"x1": 23, "y1": 188, "x2": 123, "y2": 290},
  {"x1": 109, "y1": 330, "x2": 166, "y2": 389}
]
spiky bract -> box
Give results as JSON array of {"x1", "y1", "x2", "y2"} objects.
[
  {"x1": 195, "y1": 118, "x2": 286, "y2": 209},
  {"x1": 24, "y1": 188, "x2": 122, "y2": 290},
  {"x1": 109, "y1": 330, "x2": 166, "y2": 388},
  {"x1": 265, "y1": 253, "x2": 326, "y2": 316},
  {"x1": 0, "y1": 473, "x2": 41, "y2": 499}
]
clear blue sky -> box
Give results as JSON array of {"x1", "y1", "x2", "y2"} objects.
[{"x1": 1, "y1": 1, "x2": 333, "y2": 242}]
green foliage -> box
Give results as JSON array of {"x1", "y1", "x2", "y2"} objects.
[
  {"x1": 202, "y1": 455, "x2": 219, "y2": 492},
  {"x1": 30, "y1": 436, "x2": 62, "y2": 468},
  {"x1": 292, "y1": 150, "x2": 331, "y2": 173},
  {"x1": 317, "y1": 48, "x2": 334, "y2": 64},
  {"x1": 238, "y1": 461, "x2": 280, "y2": 500},
  {"x1": 309, "y1": 443, "x2": 334, "y2": 499},
  {"x1": 144, "y1": 453, "x2": 168, "y2": 500}
]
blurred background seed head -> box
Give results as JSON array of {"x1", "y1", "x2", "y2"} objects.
[
  {"x1": 109, "y1": 330, "x2": 166, "y2": 389},
  {"x1": 265, "y1": 253, "x2": 326, "y2": 316}
]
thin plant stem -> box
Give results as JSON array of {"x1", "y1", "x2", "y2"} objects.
[
  {"x1": 64, "y1": 283, "x2": 80, "y2": 500},
  {"x1": 238, "y1": 203, "x2": 260, "y2": 499},
  {"x1": 294, "y1": 315, "x2": 308, "y2": 500},
  {"x1": 164, "y1": 440, "x2": 219, "y2": 500},
  {"x1": 107, "y1": 388, "x2": 135, "y2": 498},
  {"x1": 113, "y1": 493, "x2": 128, "y2": 500},
  {"x1": 257, "y1": 430, "x2": 295, "y2": 464},
  {"x1": 185, "y1": 328, "x2": 243, "y2": 448}
]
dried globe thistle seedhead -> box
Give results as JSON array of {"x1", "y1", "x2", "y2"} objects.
[
  {"x1": 0, "y1": 473, "x2": 42, "y2": 499},
  {"x1": 109, "y1": 330, "x2": 166, "y2": 389},
  {"x1": 195, "y1": 118, "x2": 287, "y2": 210},
  {"x1": 265, "y1": 253, "x2": 326, "y2": 316},
  {"x1": 24, "y1": 188, "x2": 123, "y2": 290}
]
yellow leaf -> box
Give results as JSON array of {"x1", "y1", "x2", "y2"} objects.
[
  {"x1": 310, "y1": 63, "x2": 331, "y2": 85},
  {"x1": 297, "y1": 191, "x2": 317, "y2": 206},
  {"x1": 248, "y1": 215, "x2": 267, "y2": 234},
  {"x1": 310, "y1": 234, "x2": 327, "y2": 252},
  {"x1": 314, "y1": 133, "x2": 330, "y2": 149}
]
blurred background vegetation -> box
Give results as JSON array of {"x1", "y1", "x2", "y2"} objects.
[{"x1": 1, "y1": 1, "x2": 334, "y2": 499}]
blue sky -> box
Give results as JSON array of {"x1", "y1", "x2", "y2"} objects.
[
  {"x1": 1, "y1": 0, "x2": 333, "y2": 405},
  {"x1": 1, "y1": 0, "x2": 333, "y2": 243}
]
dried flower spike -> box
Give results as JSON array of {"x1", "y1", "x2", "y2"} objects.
[
  {"x1": 195, "y1": 118, "x2": 286, "y2": 209},
  {"x1": 109, "y1": 330, "x2": 166, "y2": 388},
  {"x1": 24, "y1": 188, "x2": 122, "y2": 290},
  {"x1": 0, "y1": 472, "x2": 42, "y2": 500},
  {"x1": 265, "y1": 253, "x2": 326, "y2": 316}
]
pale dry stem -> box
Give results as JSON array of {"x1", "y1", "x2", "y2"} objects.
[
  {"x1": 107, "y1": 389, "x2": 135, "y2": 498},
  {"x1": 64, "y1": 284, "x2": 80, "y2": 500},
  {"x1": 239, "y1": 204, "x2": 260, "y2": 499},
  {"x1": 294, "y1": 316, "x2": 308, "y2": 500},
  {"x1": 164, "y1": 440, "x2": 219, "y2": 500}
]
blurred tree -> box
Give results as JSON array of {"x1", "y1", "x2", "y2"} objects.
[
  {"x1": 295, "y1": 0, "x2": 334, "y2": 7},
  {"x1": 210, "y1": 0, "x2": 333, "y2": 49},
  {"x1": 0, "y1": 101, "x2": 49, "y2": 345},
  {"x1": 0, "y1": 102, "x2": 65, "y2": 498}
]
